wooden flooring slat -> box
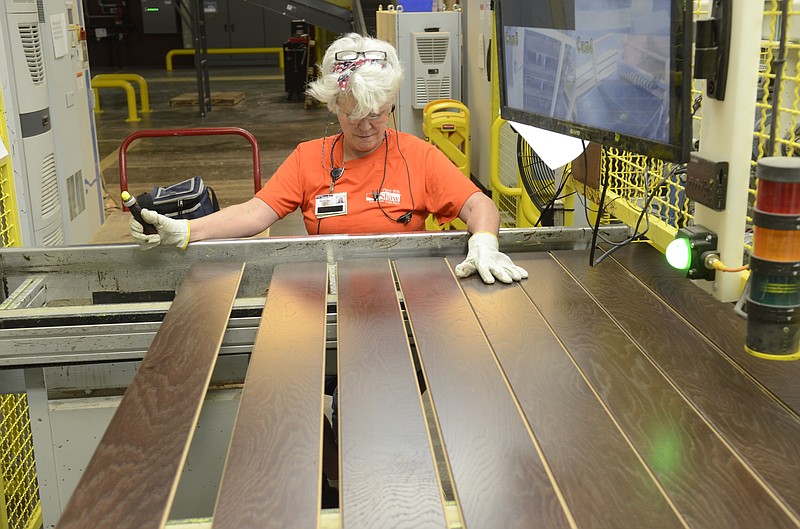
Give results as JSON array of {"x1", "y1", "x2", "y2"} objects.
[
  {"x1": 337, "y1": 258, "x2": 446, "y2": 529},
  {"x1": 606, "y1": 242, "x2": 800, "y2": 413},
  {"x1": 56, "y1": 262, "x2": 244, "y2": 529},
  {"x1": 212, "y1": 262, "x2": 329, "y2": 529},
  {"x1": 553, "y1": 248, "x2": 800, "y2": 520},
  {"x1": 448, "y1": 257, "x2": 685, "y2": 529},
  {"x1": 512, "y1": 253, "x2": 798, "y2": 529},
  {"x1": 394, "y1": 257, "x2": 572, "y2": 529}
]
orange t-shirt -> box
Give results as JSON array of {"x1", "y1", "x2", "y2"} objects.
[{"x1": 255, "y1": 129, "x2": 480, "y2": 235}]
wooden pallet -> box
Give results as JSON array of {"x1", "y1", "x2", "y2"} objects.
[{"x1": 169, "y1": 91, "x2": 245, "y2": 107}]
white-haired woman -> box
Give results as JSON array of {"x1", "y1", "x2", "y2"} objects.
[{"x1": 130, "y1": 32, "x2": 527, "y2": 285}]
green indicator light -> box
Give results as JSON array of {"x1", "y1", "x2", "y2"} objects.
[
  {"x1": 146, "y1": 7, "x2": 160, "y2": 11},
  {"x1": 666, "y1": 237, "x2": 691, "y2": 270}
]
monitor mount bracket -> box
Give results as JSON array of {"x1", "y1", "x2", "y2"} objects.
[{"x1": 693, "y1": 0, "x2": 732, "y2": 101}]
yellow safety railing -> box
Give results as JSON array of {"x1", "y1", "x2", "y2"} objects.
[
  {"x1": 92, "y1": 74, "x2": 151, "y2": 114},
  {"x1": 90, "y1": 78, "x2": 141, "y2": 122},
  {"x1": 0, "y1": 86, "x2": 22, "y2": 248},
  {"x1": 165, "y1": 47, "x2": 285, "y2": 71},
  {"x1": 1, "y1": 394, "x2": 42, "y2": 529},
  {"x1": 487, "y1": 118, "x2": 521, "y2": 228}
]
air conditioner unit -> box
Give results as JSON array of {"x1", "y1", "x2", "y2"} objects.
[
  {"x1": 1, "y1": 0, "x2": 103, "y2": 247},
  {"x1": 411, "y1": 32, "x2": 453, "y2": 109},
  {"x1": 377, "y1": 10, "x2": 461, "y2": 138},
  {"x1": 3, "y1": 3, "x2": 62, "y2": 246}
]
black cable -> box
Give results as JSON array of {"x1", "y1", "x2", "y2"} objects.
[
  {"x1": 320, "y1": 111, "x2": 415, "y2": 232},
  {"x1": 374, "y1": 130, "x2": 414, "y2": 224},
  {"x1": 533, "y1": 166, "x2": 573, "y2": 227},
  {"x1": 589, "y1": 163, "x2": 687, "y2": 265},
  {"x1": 317, "y1": 124, "x2": 342, "y2": 235},
  {"x1": 588, "y1": 159, "x2": 611, "y2": 267},
  {"x1": 395, "y1": 126, "x2": 415, "y2": 218}
]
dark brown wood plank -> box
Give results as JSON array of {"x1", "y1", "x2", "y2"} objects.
[
  {"x1": 606, "y1": 242, "x2": 800, "y2": 412},
  {"x1": 394, "y1": 257, "x2": 571, "y2": 529},
  {"x1": 57, "y1": 262, "x2": 244, "y2": 529},
  {"x1": 553, "y1": 248, "x2": 800, "y2": 520},
  {"x1": 448, "y1": 257, "x2": 684, "y2": 529},
  {"x1": 212, "y1": 261, "x2": 328, "y2": 529},
  {"x1": 512, "y1": 253, "x2": 798, "y2": 528},
  {"x1": 337, "y1": 258, "x2": 446, "y2": 529}
]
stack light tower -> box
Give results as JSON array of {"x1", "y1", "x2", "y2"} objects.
[{"x1": 745, "y1": 157, "x2": 800, "y2": 360}]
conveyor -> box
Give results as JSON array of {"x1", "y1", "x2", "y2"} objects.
[{"x1": 3, "y1": 227, "x2": 800, "y2": 529}]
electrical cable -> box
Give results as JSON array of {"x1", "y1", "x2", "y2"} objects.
[
  {"x1": 534, "y1": 167, "x2": 573, "y2": 227},
  {"x1": 374, "y1": 129, "x2": 414, "y2": 224},
  {"x1": 318, "y1": 110, "x2": 414, "y2": 232},
  {"x1": 317, "y1": 113, "x2": 342, "y2": 235},
  {"x1": 589, "y1": 162, "x2": 687, "y2": 266},
  {"x1": 708, "y1": 258, "x2": 750, "y2": 273}
]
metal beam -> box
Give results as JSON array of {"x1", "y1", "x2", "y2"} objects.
[{"x1": 243, "y1": 0, "x2": 354, "y2": 34}]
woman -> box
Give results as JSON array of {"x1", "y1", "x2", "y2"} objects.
[{"x1": 130, "y1": 33, "x2": 527, "y2": 285}]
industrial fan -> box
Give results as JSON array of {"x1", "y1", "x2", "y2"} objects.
[{"x1": 516, "y1": 134, "x2": 558, "y2": 226}]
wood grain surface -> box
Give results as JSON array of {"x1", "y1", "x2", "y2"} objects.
[
  {"x1": 394, "y1": 257, "x2": 572, "y2": 529},
  {"x1": 553, "y1": 248, "x2": 800, "y2": 521},
  {"x1": 512, "y1": 253, "x2": 799, "y2": 528},
  {"x1": 56, "y1": 262, "x2": 244, "y2": 529},
  {"x1": 212, "y1": 261, "x2": 329, "y2": 529},
  {"x1": 448, "y1": 257, "x2": 685, "y2": 529},
  {"x1": 605, "y1": 242, "x2": 800, "y2": 413},
  {"x1": 337, "y1": 258, "x2": 446, "y2": 529}
]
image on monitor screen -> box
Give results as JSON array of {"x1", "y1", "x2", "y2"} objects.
[{"x1": 497, "y1": 0, "x2": 691, "y2": 163}]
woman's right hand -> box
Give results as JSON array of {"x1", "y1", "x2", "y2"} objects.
[{"x1": 129, "y1": 208, "x2": 190, "y2": 250}]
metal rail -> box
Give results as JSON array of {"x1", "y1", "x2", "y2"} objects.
[
  {"x1": 165, "y1": 47, "x2": 285, "y2": 71},
  {"x1": 0, "y1": 228, "x2": 628, "y2": 302}
]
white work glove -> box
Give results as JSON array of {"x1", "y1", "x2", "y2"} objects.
[
  {"x1": 455, "y1": 231, "x2": 528, "y2": 284},
  {"x1": 129, "y1": 208, "x2": 190, "y2": 251}
]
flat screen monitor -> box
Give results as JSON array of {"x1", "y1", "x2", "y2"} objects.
[{"x1": 496, "y1": 0, "x2": 692, "y2": 163}]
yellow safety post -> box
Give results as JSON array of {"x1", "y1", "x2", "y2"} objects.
[
  {"x1": 423, "y1": 99, "x2": 471, "y2": 231},
  {"x1": 165, "y1": 47, "x2": 285, "y2": 71},
  {"x1": 489, "y1": 117, "x2": 522, "y2": 200},
  {"x1": 90, "y1": 78, "x2": 141, "y2": 122},
  {"x1": 92, "y1": 73, "x2": 151, "y2": 113},
  {"x1": 517, "y1": 191, "x2": 539, "y2": 228}
]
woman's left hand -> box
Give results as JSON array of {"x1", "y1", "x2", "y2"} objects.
[{"x1": 454, "y1": 232, "x2": 528, "y2": 284}]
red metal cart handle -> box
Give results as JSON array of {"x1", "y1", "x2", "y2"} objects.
[{"x1": 118, "y1": 127, "x2": 262, "y2": 210}]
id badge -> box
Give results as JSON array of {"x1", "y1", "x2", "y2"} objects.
[{"x1": 315, "y1": 192, "x2": 347, "y2": 218}]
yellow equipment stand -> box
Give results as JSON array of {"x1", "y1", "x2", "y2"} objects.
[{"x1": 422, "y1": 99, "x2": 470, "y2": 231}]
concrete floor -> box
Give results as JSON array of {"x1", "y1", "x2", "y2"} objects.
[{"x1": 91, "y1": 66, "x2": 328, "y2": 242}]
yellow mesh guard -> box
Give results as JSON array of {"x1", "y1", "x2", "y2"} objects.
[
  {"x1": 0, "y1": 394, "x2": 41, "y2": 529},
  {"x1": 0, "y1": 88, "x2": 23, "y2": 248}
]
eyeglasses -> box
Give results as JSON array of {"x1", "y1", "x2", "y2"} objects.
[
  {"x1": 334, "y1": 50, "x2": 387, "y2": 62},
  {"x1": 339, "y1": 108, "x2": 390, "y2": 124}
]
